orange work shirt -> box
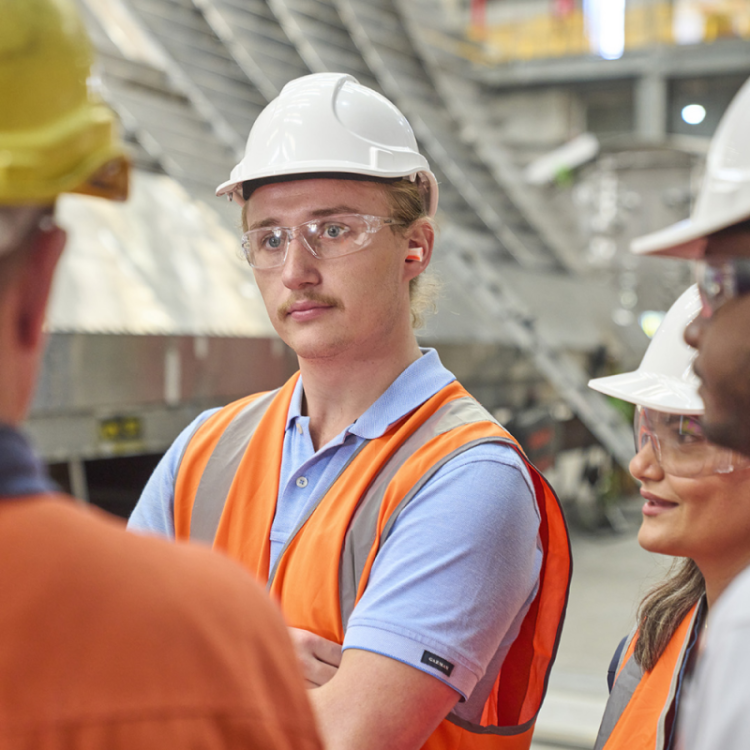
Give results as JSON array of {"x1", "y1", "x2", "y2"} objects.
[{"x1": 0, "y1": 494, "x2": 322, "y2": 750}]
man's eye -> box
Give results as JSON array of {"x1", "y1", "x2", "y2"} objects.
[
  {"x1": 322, "y1": 223, "x2": 347, "y2": 239},
  {"x1": 262, "y1": 233, "x2": 284, "y2": 250}
]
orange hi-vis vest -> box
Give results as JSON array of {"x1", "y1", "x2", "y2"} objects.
[
  {"x1": 594, "y1": 602, "x2": 704, "y2": 750},
  {"x1": 174, "y1": 374, "x2": 572, "y2": 750}
]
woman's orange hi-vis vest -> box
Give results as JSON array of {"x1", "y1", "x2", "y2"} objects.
[
  {"x1": 173, "y1": 375, "x2": 572, "y2": 750},
  {"x1": 594, "y1": 602, "x2": 703, "y2": 750}
]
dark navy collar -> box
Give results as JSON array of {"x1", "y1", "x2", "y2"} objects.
[{"x1": 0, "y1": 425, "x2": 57, "y2": 497}]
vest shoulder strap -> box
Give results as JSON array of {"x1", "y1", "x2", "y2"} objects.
[
  {"x1": 594, "y1": 601, "x2": 702, "y2": 750},
  {"x1": 594, "y1": 629, "x2": 643, "y2": 750},
  {"x1": 189, "y1": 390, "x2": 280, "y2": 542},
  {"x1": 339, "y1": 395, "x2": 519, "y2": 627},
  {"x1": 176, "y1": 382, "x2": 293, "y2": 542}
]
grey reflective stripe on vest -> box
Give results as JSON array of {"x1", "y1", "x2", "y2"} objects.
[
  {"x1": 339, "y1": 396, "x2": 514, "y2": 629},
  {"x1": 189, "y1": 389, "x2": 279, "y2": 543},
  {"x1": 593, "y1": 606, "x2": 701, "y2": 750},
  {"x1": 593, "y1": 632, "x2": 643, "y2": 750}
]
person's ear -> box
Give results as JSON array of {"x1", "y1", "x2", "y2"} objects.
[
  {"x1": 403, "y1": 220, "x2": 434, "y2": 277},
  {"x1": 16, "y1": 224, "x2": 66, "y2": 350}
]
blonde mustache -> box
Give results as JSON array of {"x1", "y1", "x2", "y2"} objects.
[{"x1": 277, "y1": 293, "x2": 343, "y2": 320}]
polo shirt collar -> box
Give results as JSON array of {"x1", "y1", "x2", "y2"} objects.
[{"x1": 285, "y1": 348, "x2": 455, "y2": 440}]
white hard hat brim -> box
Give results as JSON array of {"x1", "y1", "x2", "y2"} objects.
[
  {"x1": 588, "y1": 370, "x2": 704, "y2": 415},
  {"x1": 215, "y1": 166, "x2": 414, "y2": 199},
  {"x1": 631, "y1": 206, "x2": 750, "y2": 258},
  {"x1": 216, "y1": 168, "x2": 439, "y2": 217}
]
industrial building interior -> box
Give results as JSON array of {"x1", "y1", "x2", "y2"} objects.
[{"x1": 29, "y1": 1, "x2": 750, "y2": 746}]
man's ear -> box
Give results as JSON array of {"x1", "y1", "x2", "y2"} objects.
[
  {"x1": 15, "y1": 225, "x2": 66, "y2": 350},
  {"x1": 403, "y1": 220, "x2": 434, "y2": 277}
]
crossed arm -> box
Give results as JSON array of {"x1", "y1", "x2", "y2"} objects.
[
  {"x1": 290, "y1": 628, "x2": 460, "y2": 750},
  {"x1": 285, "y1": 453, "x2": 542, "y2": 749}
]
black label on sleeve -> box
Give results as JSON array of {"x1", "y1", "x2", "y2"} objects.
[{"x1": 421, "y1": 650, "x2": 455, "y2": 677}]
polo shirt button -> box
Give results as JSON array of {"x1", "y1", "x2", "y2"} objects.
[{"x1": 296, "y1": 476, "x2": 309, "y2": 488}]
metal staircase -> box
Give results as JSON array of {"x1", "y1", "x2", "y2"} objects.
[
  {"x1": 395, "y1": 0, "x2": 587, "y2": 274},
  {"x1": 333, "y1": 0, "x2": 559, "y2": 270},
  {"x1": 331, "y1": 0, "x2": 635, "y2": 465}
]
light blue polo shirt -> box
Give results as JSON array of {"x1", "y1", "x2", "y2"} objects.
[{"x1": 129, "y1": 349, "x2": 542, "y2": 718}]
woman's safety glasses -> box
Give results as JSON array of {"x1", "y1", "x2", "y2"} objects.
[
  {"x1": 696, "y1": 258, "x2": 750, "y2": 317},
  {"x1": 634, "y1": 406, "x2": 750, "y2": 478},
  {"x1": 241, "y1": 213, "x2": 402, "y2": 269}
]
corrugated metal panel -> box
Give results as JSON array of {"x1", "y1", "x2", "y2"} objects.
[
  {"x1": 50, "y1": 171, "x2": 275, "y2": 337},
  {"x1": 28, "y1": 334, "x2": 298, "y2": 461}
]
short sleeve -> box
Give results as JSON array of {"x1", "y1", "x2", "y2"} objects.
[{"x1": 343, "y1": 441, "x2": 542, "y2": 705}]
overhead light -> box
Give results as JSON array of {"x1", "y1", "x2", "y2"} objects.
[
  {"x1": 639, "y1": 310, "x2": 666, "y2": 338},
  {"x1": 681, "y1": 104, "x2": 706, "y2": 125},
  {"x1": 584, "y1": 0, "x2": 626, "y2": 61}
]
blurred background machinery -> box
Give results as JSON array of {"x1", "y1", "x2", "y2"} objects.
[{"x1": 34, "y1": 0, "x2": 750, "y2": 525}]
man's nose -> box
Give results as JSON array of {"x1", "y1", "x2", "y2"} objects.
[{"x1": 280, "y1": 233, "x2": 319, "y2": 287}]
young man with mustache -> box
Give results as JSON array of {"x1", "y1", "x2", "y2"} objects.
[{"x1": 130, "y1": 73, "x2": 571, "y2": 750}]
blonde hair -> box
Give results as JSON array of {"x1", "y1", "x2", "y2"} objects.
[{"x1": 378, "y1": 178, "x2": 440, "y2": 330}]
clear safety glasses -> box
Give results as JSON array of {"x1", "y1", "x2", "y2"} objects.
[
  {"x1": 241, "y1": 213, "x2": 403, "y2": 270},
  {"x1": 696, "y1": 257, "x2": 750, "y2": 316},
  {"x1": 634, "y1": 406, "x2": 750, "y2": 478}
]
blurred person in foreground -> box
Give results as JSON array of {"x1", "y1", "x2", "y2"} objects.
[
  {"x1": 129, "y1": 72, "x2": 572, "y2": 750},
  {"x1": 0, "y1": 1, "x2": 321, "y2": 747},
  {"x1": 631, "y1": 77, "x2": 750, "y2": 750},
  {"x1": 589, "y1": 286, "x2": 750, "y2": 750}
]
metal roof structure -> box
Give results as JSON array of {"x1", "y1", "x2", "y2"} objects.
[{"x1": 50, "y1": 172, "x2": 274, "y2": 337}]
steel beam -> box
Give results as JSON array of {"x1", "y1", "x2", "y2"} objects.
[{"x1": 475, "y1": 40, "x2": 750, "y2": 89}]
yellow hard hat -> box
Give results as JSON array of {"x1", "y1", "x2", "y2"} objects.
[{"x1": 0, "y1": 0, "x2": 129, "y2": 204}]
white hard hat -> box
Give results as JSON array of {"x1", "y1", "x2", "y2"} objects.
[
  {"x1": 588, "y1": 286, "x2": 703, "y2": 414},
  {"x1": 632, "y1": 76, "x2": 750, "y2": 258},
  {"x1": 216, "y1": 73, "x2": 439, "y2": 216}
]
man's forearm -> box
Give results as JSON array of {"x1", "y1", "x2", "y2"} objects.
[{"x1": 308, "y1": 649, "x2": 459, "y2": 750}]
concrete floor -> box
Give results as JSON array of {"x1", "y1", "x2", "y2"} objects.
[{"x1": 531, "y1": 496, "x2": 673, "y2": 749}]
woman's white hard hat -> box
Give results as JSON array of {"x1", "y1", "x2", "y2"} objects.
[
  {"x1": 588, "y1": 285, "x2": 703, "y2": 414},
  {"x1": 632, "y1": 75, "x2": 750, "y2": 258},
  {"x1": 215, "y1": 72, "x2": 439, "y2": 216}
]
